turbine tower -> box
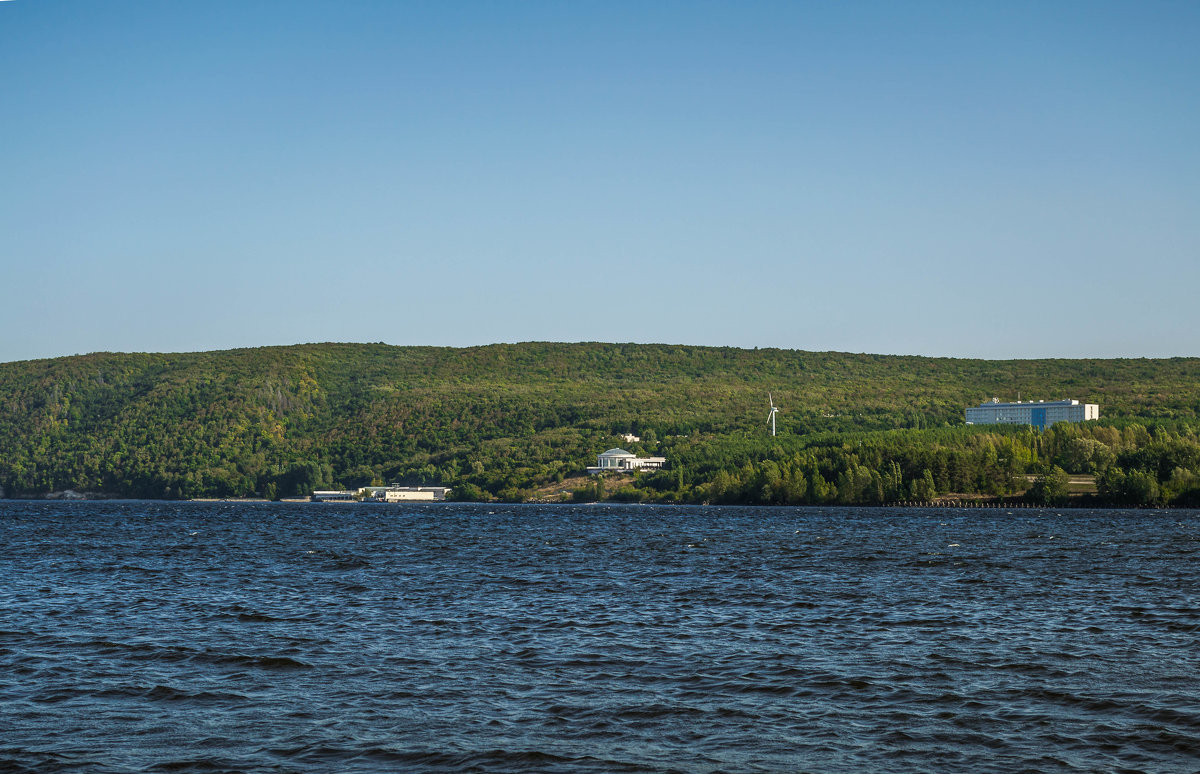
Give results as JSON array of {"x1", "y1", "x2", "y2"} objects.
[{"x1": 767, "y1": 393, "x2": 779, "y2": 437}]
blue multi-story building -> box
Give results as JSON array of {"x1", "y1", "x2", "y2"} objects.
[{"x1": 965, "y1": 399, "x2": 1099, "y2": 430}]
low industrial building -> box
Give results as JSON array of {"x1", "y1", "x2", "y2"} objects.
[
  {"x1": 965, "y1": 398, "x2": 1099, "y2": 429},
  {"x1": 311, "y1": 490, "x2": 355, "y2": 502},
  {"x1": 586, "y1": 448, "x2": 666, "y2": 475},
  {"x1": 312, "y1": 485, "x2": 451, "y2": 502},
  {"x1": 378, "y1": 486, "x2": 451, "y2": 502}
]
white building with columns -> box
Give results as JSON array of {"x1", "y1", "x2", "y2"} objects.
[{"x1": 586, "y1": 448, "x2": 666, "y2": 475}]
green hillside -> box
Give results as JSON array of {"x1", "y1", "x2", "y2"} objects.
[{"x1": 2, "y1": 343, "x2": 1199, "y2": 505}]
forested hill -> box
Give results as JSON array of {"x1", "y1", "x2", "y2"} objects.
[{"x1": 2, "y1": 343, "x2": 1199, "y2": 504}]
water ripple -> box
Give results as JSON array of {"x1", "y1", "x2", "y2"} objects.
[{"x1": 1, "y1": 502, "x2": 1198, "y2": 773}]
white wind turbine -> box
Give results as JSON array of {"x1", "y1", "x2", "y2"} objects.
[{"x1": 767, "y1": 393, "x2": 780, "y2": 437}]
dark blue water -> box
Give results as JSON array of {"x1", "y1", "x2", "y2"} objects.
[{"x1": 1, "y1": 502, "x2": 1198, "y2": 773}]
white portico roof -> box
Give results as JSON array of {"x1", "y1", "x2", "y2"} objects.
[{"x1": 599, "y1": 448, "x2": 636, "y2": 458}]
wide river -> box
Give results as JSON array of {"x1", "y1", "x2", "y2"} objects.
[{"x1": 1, "y1": 502, "x2": 1197, "y2": 773}]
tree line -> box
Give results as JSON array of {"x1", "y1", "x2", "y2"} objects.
[
  {"x1": 595, "y1": 421, "x2": 1200, "y2": 507},
  {"x1": 1, "y1": 343, "x2": 1198, "y2": 505}
]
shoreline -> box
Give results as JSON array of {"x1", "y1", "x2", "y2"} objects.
[{"x1": 0, "y1": 494, "x2": 1189, "y2": 510}]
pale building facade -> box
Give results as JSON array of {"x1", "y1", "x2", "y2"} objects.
[
  {"x1": 381, "y1": 486, "x2": 451, "y2": 502},
  {"x1": 965, "y1": 399, "x2": 1099, "y2": 430},
  {"x1": 316, "y1": 486, "x2": 452, "y2": 502}
]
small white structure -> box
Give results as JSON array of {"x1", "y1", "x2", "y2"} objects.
[
  {"x1": 620, "y1": 433, "x2": 641, "y2": 443},
  {"x1": 966, "y1": 398, "x2": 1099, "y2": 430},
  {"x1": 586, "y1": 448, "x2": 666, "y2": 475}
]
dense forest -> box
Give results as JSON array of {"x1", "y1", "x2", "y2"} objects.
[{"x1": 1, "y1": 343, "x2": 1199, "y2": 506}]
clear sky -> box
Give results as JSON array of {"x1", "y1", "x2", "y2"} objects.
[{"x1": 2, "y1": 1, "x2": 1198, "y2": 362}]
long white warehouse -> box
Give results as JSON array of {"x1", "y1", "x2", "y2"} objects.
[{"x1": 965, "y1": 399, "x2": 1099, "y2": 429}]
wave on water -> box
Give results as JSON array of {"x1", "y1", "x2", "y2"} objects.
[{"x1": 1, "y1": 502, "x2": 1199, "y2": 773}]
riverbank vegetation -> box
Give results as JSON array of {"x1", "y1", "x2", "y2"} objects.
[{"x1": 1, "y1": 343, "x2": 1198, "y2": 506}]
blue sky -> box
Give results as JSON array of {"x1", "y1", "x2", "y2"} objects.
[{"x1": 2, "y1": 1, "x2": 1198, "y2": 362}]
